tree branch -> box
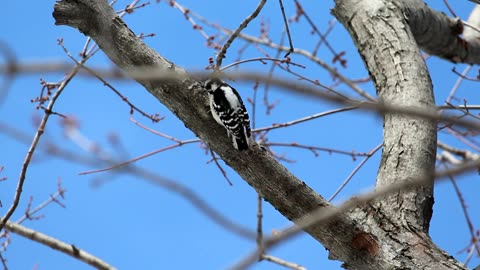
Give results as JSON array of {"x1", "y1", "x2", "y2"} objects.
[
  {"x1": 3, "y1": 219, "x2": 115, "y2": 270},
  {"x1": 402, "y1": 0, "x2": 480, "y2": 64}
]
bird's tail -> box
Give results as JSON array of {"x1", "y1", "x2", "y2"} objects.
[{"x1": 232, "y1": 135, "x2": 249, "y2": 151}]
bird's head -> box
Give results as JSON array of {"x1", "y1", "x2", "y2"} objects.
[{"x1": 204, "y1": 78, "x2": 223, "y2": 94}]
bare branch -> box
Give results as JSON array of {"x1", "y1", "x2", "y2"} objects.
[
  {"x1": 443, "y1": 163, "x2": 480, "y2": 257},
  {"x1": 438, "y1": 141, "x2": 480, "y2": 161},
  {"x1": 328, "y1": 143, "x2": 382, "y2": 201},
  {"x1": 277, "y1": 0, "x2": 294, "y2": 58},
  {"x1": 78, "y1": 139, "x2": 198, "y2": 175},
  {"x1": 0, "y1": 60, "x2": 83, "y2": 233},
  {"x1": 207, "y1": 149, "x2": 233, "y2": 186},
  {"x1": 261, "y1": 254, "x2": 305, "y2": 270},
  {"x1": 403, "y1": 0, "x2": 480, "y2": 63},
  {"x1": 215, "y1": 0, "x2": 267, "y2": 69},
  {"x1": 2, "y1": 220, "x2": 116, "y2": 270}
]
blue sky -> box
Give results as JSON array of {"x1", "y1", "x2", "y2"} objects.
[{"x1": 1, "y1": 0, "x2": 479, "y2": 269}]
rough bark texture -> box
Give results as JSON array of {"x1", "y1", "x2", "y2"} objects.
[
  {"x1": 402, "y1": 0, "x2": 480, "y2": 63},
  {"x1": 333, "y1": 0, "x2": 463, "y2": 269},
  {"x1": 334, "y1": 0, "x2": 437, "y2": 231},
  {"x1": 52, "y1": 0, "x2": 469, "y2": 269}
]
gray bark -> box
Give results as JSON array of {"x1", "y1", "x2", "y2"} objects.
[
  {"x1": 402, "y1": 0, "x2": 480, "y2": 63},
  {"x1": 51, "y1": 0, "x2": 470, "y2": 269},
  {"x1": 334, "y1": 0, "x2": 438, "y2": 231},
  {"x1": 333, "y1": 1, "x2": 464, "y2": 269}
]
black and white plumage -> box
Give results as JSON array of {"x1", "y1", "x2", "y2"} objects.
[{"x1": 204, "y1": 78, "x2": 251, "y2": 151}]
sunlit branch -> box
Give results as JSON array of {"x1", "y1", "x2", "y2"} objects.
[
  {"x1": 261, "y1": 254, "x2": 305, "y2": 270},
  {"x1": 445, "y1": 65, "x2": 472, "y2": 103},
  {"x1": 438, "y1": 140, "x2": 480, "y2": 161},
  {"x1": 2, "y1": 220, "x2": 116, "y2": 270}
]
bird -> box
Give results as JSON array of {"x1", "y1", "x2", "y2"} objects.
[{"x1": 204, "y1": 78, "x2": 251, "y2": 151}]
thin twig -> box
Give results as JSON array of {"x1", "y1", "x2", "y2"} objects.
[
  {"x1": 447, "y1": 127, "x2": 480, "y2": 151},
  {"x1": 328, "y1": 143, "x2": 382, "y2": 201},
  {"x1": 254, "y1": 106, "x2": 358, "y2": 133},
  {"x1": 0, "y1": 181, "x2": 66, "y2": 242},
  {"x1": 294, "y1": 0, "x2": 338, "y2": 59},
  {"x1": 0, "y1": 61, "x2": 82, "y2": 233},
  {"x1": 313, "y1": 19, "x2": 337, "y2": 57},
  {"x1": 444, "y1": 101, "x2": 480, "y2": 121},
  {"x1": 60, "y1": 43, "x2": 163, "y2": 123},
  {"x1": 215, "y1": 0, "x2": 267, "y2": 69},
  {"x1": 446, "y1": 65, "x2": 471, "y2": 103},
  {"x1": 266, "y1": 142, "x2": 371, "y2": 159},
  {"x1": 117, "y1": 1, "x2": 150, "y2": 14},
  {"x1": 79, "y1": 139, "x2": 199, "y2": 175},
  {"x1": 463, "y1": 244, "x2": 476, "y2": 266},
  {"x1": 2, "y1": 220, "x2": 116, "y2": 270},
  {"x1": 16, "y1": 190, "x2": 66, "y2": 225},
  {"x1": 220, "y1": 57, "x2": 304, "y2": 71},
  {"x1": 278, "y1": 0, "x2": 294, "y2": 57},
  {"x1": 256, "y1": 195, "x2": 304, "y2": 269},
  {"x1": 167, "y1": 0, "x2": 210, "y2": 40},
  {"x1": 442, "y1": 0, "x2": 457, "y2": 18},
  {"x1": 264, "y1": 30, "x2": 286, "y2": 115},
  {"x1": 130, "y1": 117, "x2": 180, "y2": 142},
  {"x1": 451, "y1": 67, "x2": 479, "y2": 82},
  {"x1": 208, "y1": 149, "x2": 233, "y2": 186},
  {"x1": 463, "y1": 21, "x2": 480, "y2": 34},
  {"x1": 442, "y1": 163, "x2": 480, "y2": 256},
  {"x1": 0, "y1": 252, "x2": 7, "y2": 270},
  {"x1": 261, "y1": 254, "x2": 306, "y2": 270}
]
